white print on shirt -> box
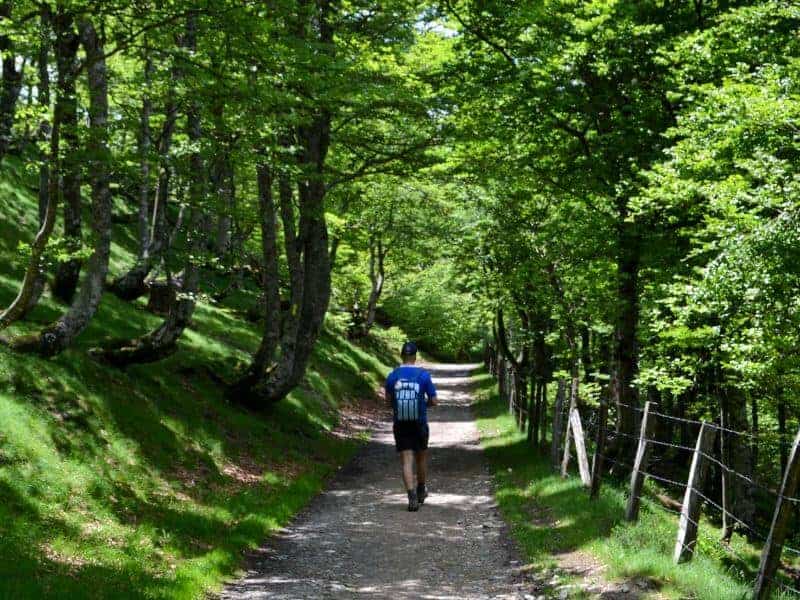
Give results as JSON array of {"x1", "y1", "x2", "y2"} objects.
[{"x1": 394, "y1": 379, "x2": 420, "y2": 421}]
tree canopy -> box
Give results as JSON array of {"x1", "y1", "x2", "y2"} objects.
[{"x1": 0, "y1": 0, "x2": 798, "y2": 578}]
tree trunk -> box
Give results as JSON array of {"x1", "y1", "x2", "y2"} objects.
[
  {"x1": 750, "y1": 393, "x2": 759, "y2": 475},
  {"x1": 540, "y1": 380, "x2": 548, "y2": 448},
  {"x1": 496, "y1": 307, "x2": 528, "y2": 368},
  {"x1": 779, "y1": 397, "x2": 788, "y2": 474},
  {"x1": 364, "y1": 235, "x2": 385, "y2": 331},
  {"x1": 109, "y1": 54, "x2": 177, "y2": 300},
  {"x1": 248, "y1": 127, "x2": 332, "y2": 403},
  {"x1": 725, "y1": 383, "x2": 756, "y2": 531},
  {"x1": 0, "y1": 1, "x2": 24, "y2": 159},
  {"x1": 329, "y1": 235, "x2": 341, "y2": 268},
  {"x1": 662, "y1": 392, "x2": 675, "y2": 448},
  {"x1": 570, "y1": 360, "x2": 579, "y2": 413},
  {"x1": 614, "y1": 206, "x2": 640, "y2": 453},
  {"x1": 1, "y1": 5, "x2": 64, "y2": 330},
  {"x1": 532, "y1": 325, "x2": 549, "y2": 448},
  {"x1": 678, "y1": 388, "x2": 692, "y2": 449},
  {"x1": 720, "y1": 392, "x2": 734, "y2": 541},
  {"x1": 233, "y1": 0, "x2": 335, "y2": 407},
  {"x1": 527, "y1": 364, "x2": 537, "y2": 444},
  {"x1": 95, "y1": 14, "x2": 206, "y2": 366},
  {"x1": 230, "y1": 163, "x2": 281, "y2": 391},
  {"x1": 51, "y1": 11, "x2": 82, "y2": 304},
  {"x1": 214, "y1": 161, "x2": 234, "y2": 257},
  {"x1": 137, "y1": 52, "x2": 153, "y2": 268},
  {"x1": 581, "y1": 324, "x2": 592, "y2": 383},
  {"x1": 20, "y1": 5, "x2": 53, "y2": 317},
  {"x1": 0, "y1": 94, "x2": 61, "y2": 330},
  {"x1": 497, "y1": 351, "x2": 506, "y2": 403},
  {"x1": 234, "y1": 138, "x2": 330, "y2": 405},
  {"x1": 11, "y1": 17, "x2": 111, "y2": 357},
  {"x1": 211, "y1": 138, "x2": 234, "y2": 258}
]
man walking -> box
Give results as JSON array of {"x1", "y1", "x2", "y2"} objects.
[{"x1": 384, "y1": 341, "x2": 437, "y2": 511}]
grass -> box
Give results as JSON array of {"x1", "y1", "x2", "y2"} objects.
[
  {"x1": 0, "y1": 158, "x2": 408, "y2": 599},
  {"x1": 471, "y1": 371, "x2": 795, "y2": 600}
]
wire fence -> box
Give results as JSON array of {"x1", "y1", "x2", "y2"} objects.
[{"x1": 486, "y1": 349, "x2": 800, "y2": 599}]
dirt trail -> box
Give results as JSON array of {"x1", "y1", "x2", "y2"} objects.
[{"x1": 219, "y1": 363, "x2": 532, "y2": 599}]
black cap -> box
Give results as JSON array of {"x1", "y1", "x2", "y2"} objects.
[{"x1": 401, "y1": 341, "x2": 418, "y2": 356}]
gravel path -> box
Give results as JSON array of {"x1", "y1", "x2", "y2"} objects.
[{"x1": 219, "y1": 363, "x2": 532, "y2": 599}]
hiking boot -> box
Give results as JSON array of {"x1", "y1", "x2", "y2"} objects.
[
  {"x1": 407, "y1": 490, "x2": 419, "y2": 512},
  {"x1": 417, "y1": 484, "x2": 427, "y2": 505}
]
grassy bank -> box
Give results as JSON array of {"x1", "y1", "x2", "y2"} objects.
[
  {"x1": 0, "y1": 162, "x2": 405, "y2": 599},
  {"x1": 0, "y1": 318, "x2": 402, "y2": 600},
  {"x1": 471, "y1": 371, "x2": 783, "y2": 600}
]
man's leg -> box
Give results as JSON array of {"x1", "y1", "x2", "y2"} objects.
[
  {"x1": 400, "y1": 450, "x2": 419, "y2": 511},
  {"x1": 400, "y1": 450, "x2": 415, "y2": 490},
  {"x1": 415, "y1": 422, "x2": 430, "y2": 504},
  {"x1": 415, "y1": 450, "x2": 428, "y2": 503},
  {"x1": 415, "y1": 450, "x2": 427, "y2": 486}
]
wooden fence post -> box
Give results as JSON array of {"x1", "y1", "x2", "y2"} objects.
[
  {"x1": 497, "y1": 357, "x2": 506, "y2": 402},
  {"x1": 561, "y1": 375, "x2": 581, "y2": 478},
  {"x1": 674, "y1": 421, "x2": 717, "y2": 563},
  {"x1": 516, "y1": 372, "x2": 526, "y2": 431},
  {"x1": 561, "y1": 409, "x2": 573, "y2": 478},
  {"x1": 753, "y1": 427, "x2": 800, "y2": 600},
  {"x1": 590, "y1": 396, "x2": 608, "y2": 499},
  {"x1": 625, "y1": 401, "x2": 657, "y2": 521},
  {"x1": 526, "y1": 376, "x2": 536, "y2": 444},
  {"x1": 508, "y1": 365, "x2": 515, "y2": 415},
  {"x1": 540, "y1": 381, "x2": 548, "y2": 449},
  {"x1": 569, "y1": 407, "x2": 591, "y2": 486},
  {"x1": 551, "y1": 379, "x2": 565, "y2": 470}
]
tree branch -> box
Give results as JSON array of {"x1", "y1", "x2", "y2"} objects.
[{"x1": 440, "y1": 0, "x2": 517, "y2": 69}]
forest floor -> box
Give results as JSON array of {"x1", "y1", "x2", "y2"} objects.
[{"x1": 219, "y1": 365, "x2": 648, "y2": 600}]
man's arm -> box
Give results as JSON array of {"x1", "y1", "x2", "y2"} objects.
[
  {"x1": 384, "y1": 372, "x2": 394, "y2": 405},
  {"x1": 425, "y1": 373, "x2": 437, "y2": 407}
]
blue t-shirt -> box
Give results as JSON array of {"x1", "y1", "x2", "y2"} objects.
[{"x1": 385, "y1": 365, "x2": 437, "y2": 424}]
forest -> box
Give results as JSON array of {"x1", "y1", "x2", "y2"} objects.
[{"x1": 0, "y1": 0, "x2": 798, "y2": 598}]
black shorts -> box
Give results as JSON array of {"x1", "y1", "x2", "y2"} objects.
[{"x1": 393, "y1": 421, "x2": 429, "y2": 452}]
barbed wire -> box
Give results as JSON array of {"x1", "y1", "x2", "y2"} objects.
[
  {"x1": 640, "y1": 469, "x2": 689, "y2": 491},
  {"x1": 698, "y1": 450, "x2": 779, "y2": 497},
  {"x1": 781, "y1": 493, "x2": 800, "y2": 504},
  {"x1": 647, "y1": 409, "x2": 705, "y2": 427},
  {"x1": 566, "y1": 459, "x2": 800, "y2": 596},
  {"x1": 690, "y1": 487, "x2": 768, "y2": 543},
  {"x1": 633, "y1": 491, "x2": 800, "y2": 597},
  {"x1": 645, "y1": 436, "x2": 699, "y2": 454},
  {"x1": 488, "y1": 368, "x2": 800, "y2": 596},
  {"x1": 777, "y1": 581, "x2": 800, "y2": 597},
  {"x1": 596, "y1": 452, "x2": 634, "y2": 472},
  {"x1": 782, "y1": 544, "x2": 800, "y2": 557},
  {"x1": 615, "y1": 401, "x2": 644, "y2": 414}
]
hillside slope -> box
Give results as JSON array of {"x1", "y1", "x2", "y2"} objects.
[{"x1": 0, "y1": 161, "x2": 401, "y2": 599}]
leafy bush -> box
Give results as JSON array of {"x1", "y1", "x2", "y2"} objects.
[{"x1": 381, "y1": 262, "x2": 485, "y2": 361}]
